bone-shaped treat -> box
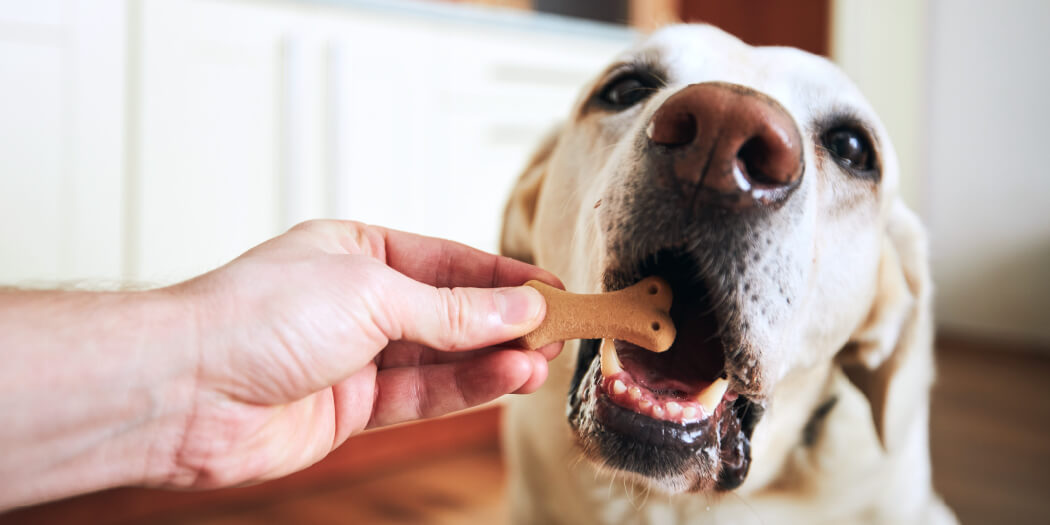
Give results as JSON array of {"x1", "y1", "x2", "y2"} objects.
[{"x1": 519, "y1": 276, "x2": 676, "y2": 352}]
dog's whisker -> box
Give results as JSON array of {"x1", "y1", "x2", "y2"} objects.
[
  {"x1": 724, "y1": 489, "x2": 768, "y2": 525},
  {"x1": 639, "y1": 483, "x2": 652, "y2": 508}
]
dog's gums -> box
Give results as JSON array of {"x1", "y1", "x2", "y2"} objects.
[{"x1": 600, "y1": 339, "x2": 732, "y2": 423}]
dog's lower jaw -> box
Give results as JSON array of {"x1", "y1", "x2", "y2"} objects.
[
  {"x1": 569, "y1": 358, "x2": 720, "y2": 494},
  {"x1": 567, "y1": 339, "x2": 762, "y2": 494}
]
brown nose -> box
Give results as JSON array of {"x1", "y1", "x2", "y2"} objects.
[{"x1": 647, "y1": 82, "x2": 803, "y2": 210}]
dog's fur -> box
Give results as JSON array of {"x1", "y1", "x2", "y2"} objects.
[{"x1": 500, "y1": 25, "x2": 957, "y2": 524}]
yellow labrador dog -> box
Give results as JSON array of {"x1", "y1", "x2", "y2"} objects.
[{"x1": 500, "y1": 25, "x2": 957, "y2": 524}]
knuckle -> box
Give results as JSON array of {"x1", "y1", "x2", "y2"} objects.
[
  {"x1": 436, "y1": 287, "x2": 473, "y2": 350},
  {"x1": 290, "y1": 218, "x2": 328, "y2": 233},
  {"x1": 291, "y1": 219, "x2": 366, "y2": 235},
  {"x1": 412, "y1": 369, "x2": 430, "y2": 419}
]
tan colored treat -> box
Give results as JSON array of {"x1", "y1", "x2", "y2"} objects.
[{"x1": 519, "y1": 276, "x2": 676, "y2": 352}]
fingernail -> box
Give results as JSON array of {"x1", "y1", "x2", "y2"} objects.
[{"x1": 495, "y1": 286, "x2": 544, "y2": 325}]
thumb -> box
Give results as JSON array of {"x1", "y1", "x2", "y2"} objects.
[{"x1": 385, "y1": 277, "x2": 546, "y2": 351}]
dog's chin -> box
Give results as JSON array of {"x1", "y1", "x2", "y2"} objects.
[{"x1": 567, "y1": 250, "x2": 765, "y2": 493}]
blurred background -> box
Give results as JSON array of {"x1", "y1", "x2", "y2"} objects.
[{"x1": 0, "y1": 0, "x2": 1046, "y2": 523}]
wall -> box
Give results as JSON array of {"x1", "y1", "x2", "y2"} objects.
[
  {"x1": 925, "y1": 0, "x2": 1050, "y2": 344},
  {"x1": 831, "y1": 0, "x2": 924, "y2": 210},
  {"x1": 833, "y1": 0, "x2": 1050, "y2": 346},
  {"x1": 0, "y1": 0, "x2": 126, "y2": 285}
]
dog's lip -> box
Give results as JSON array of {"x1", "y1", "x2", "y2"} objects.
[
  {"x1": 568, "y1": 337, "x2": 760, "y2": 490},
  {"x1": 593, "y1": 392, "x2": 717, "y2": 449},
  {"x1": 568, "y1": 248, "x2": 763, "y2": 489}
]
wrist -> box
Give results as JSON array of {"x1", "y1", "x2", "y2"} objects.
[
  {"x1": 129, "y1": 286, "x2": 203, "y2": 488},
  {"x1": 42, "y1": 287, "x2": 205, "y2": 494},
  {"x1": 0, "y1": 288, "x2": 202, "y2": 508}
]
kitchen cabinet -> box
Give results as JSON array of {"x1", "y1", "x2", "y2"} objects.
[
  {"x1": 0, "y1": 0, "x2": 125, "y2": 284},
  {"x1": 0, "y1": 0, "x2": 631, "y2": 285}
]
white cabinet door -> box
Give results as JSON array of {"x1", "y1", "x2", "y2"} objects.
[
  {"x1": 414, "y1": 25, "x2": 620, "y2": 252},
  {"x1": 0, "y1": 0, "x2": 125, "y2": 285},
  {"x1": 0, "y1": 0, "x2": 629, "y2": 286},
  {"x1": 323, "y1": 7, "x2": 627, "y2": 253},
  {"x1": 133, "y1": 0, "x2": 289, "y2": 283},
  {"x1": 133, "y1": 0, "x2": 628, "y2": 283}
]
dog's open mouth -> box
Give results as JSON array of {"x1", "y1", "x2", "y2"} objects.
[{"x1": 568, "y1": 250, "x2": 764, "y2": 492}]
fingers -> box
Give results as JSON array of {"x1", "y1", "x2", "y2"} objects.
[
  {"x1": 249, "y1": 219, "x2": 378, "y2": 257},
  {"x1": 365, "y1": 350, "x2": 540, "y2": 429},
  {"x1": 511, "y1": 350, "x2": 550, "y2": 394},
  {"x1": 377, "y1": 226, "x2": 563, "y2": 290},
  {"x1": 282, "y1": 220, "x2": 562, "y2": 291},
  {"x1": 381, "y1": 271, "x2": 546, "y2": 351},
  {"x1": 530, "y1": 341, "x2": 565, "y2": 363},
  {"x1": 281, "y1": 220, "x2": 562, "y2": 352},
  {"x1": 377, "y1": 340, "x2": 564, "y2": 368},
  {"x1": 329, "y1": 363, "x2": 378, "y2": 445}
]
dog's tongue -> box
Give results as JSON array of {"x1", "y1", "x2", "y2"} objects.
[
  {"x1": 618, "y1": 343, "x2": 714, "y2": 396},
  {"x1": 620, "y1": 348, "x2": 703, "y2": 394}
]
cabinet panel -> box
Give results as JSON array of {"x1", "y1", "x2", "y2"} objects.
[
  {"x1": 416, "y1": 27, "x2": 615, "y2": 252},
  {"x1": 0, "y1": 40, "x2": 65, "y2": 282},
  {"x1": 0, "y1": 0, "x2": 124, "y2": 285},
  {"x1": 326, "y1": 16, "x2": 623, "y2": 253},
  {"x1": 0, "y1": 0, "x2": 65, "y2": 27},
  {"x1": 326, "y1": 16, "x2": 438, "y2": 238},
  {"x1": 134, "y1": 0, "x2": 287, "y2": 282},
  {"x1": 0, "y1": 0, "x2": 630, "y2": 286},
  {"x1": 131, "y1": 0, "x2": 629, "y2": 281}
]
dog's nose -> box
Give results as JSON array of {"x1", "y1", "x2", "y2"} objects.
[{"x1": 647, "y1": 82, "x2": 803, "y2": 209}]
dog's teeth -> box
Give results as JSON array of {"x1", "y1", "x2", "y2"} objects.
[
  {"x1": 638, "y1": 399, "x2": 652, "y2": 410},
  {"x1": 665, "y1": 402, "x2": 682, "y2": 418},
  {"x1": 628, "y1": 386, "x2": 642, "y2": 400},
  {"x1": 599, "y1": 339, "x2": 623, "y2": 377},
  {"x1": 651, "y1": 404, "x2": 665, "y2": 418},
  {"x1": 612, "y1": 379, "x2": 627, "y2": 395},
  {"x1": 696, "y1": 377, "x2": 730, "y2": 415},
  {"x1": 645, "y1": 120, "x2": 656, "y2": 139},
  {"x1": 682, "y1": 406, "x2": 697, "y2": 420}
]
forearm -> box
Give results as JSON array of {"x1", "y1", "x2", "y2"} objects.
[{"x1": 0, "y1": 288, "x2": 197, "y2": 509}]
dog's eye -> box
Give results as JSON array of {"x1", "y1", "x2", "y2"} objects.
[
  {"x1": 822, "y1": 127, "x2": 876, "y2": 173},
  {"x1": 598, "y1": 74, "x2": 657, "y2": 109}
]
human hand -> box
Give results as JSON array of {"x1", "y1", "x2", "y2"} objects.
[{"x1": 162, "y1": 220, "x2": 563, "y2": 489}]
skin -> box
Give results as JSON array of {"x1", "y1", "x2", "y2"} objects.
[{"x1": 0, "y1": 219, "x2": 563, "y2": 510}]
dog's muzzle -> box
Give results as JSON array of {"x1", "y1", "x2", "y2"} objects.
[{"x1": 566, "y1": 82, "x2": 799, "y2": 492}]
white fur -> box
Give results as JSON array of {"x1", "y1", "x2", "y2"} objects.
[{"x1": 500, "y1": 25, "x2": 957, "y2": 524}]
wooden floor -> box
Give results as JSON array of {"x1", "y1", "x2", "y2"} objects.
[
  {"x1": 146, "y1": 336, "x2": 1049, "y2": 525},
  {"x1": 929, "y1": 336, "x2": 1050, "y2": 524},
  {"x1": 10, "y1": 336, "x2": 1049, "y2": 524},
  {"x1": 153, "y1": 445, "x2": 509, "y2": 525}
]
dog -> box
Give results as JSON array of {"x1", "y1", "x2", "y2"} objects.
[{"x1": 499, "y1": 24, "x2": 957, "y2": 524}]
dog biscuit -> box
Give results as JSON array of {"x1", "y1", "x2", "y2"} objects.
[{"x1": 519, "y1": 276, "x2": 675, "y2": 352}]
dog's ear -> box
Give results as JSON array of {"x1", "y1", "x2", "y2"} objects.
[
  {"x1": 838, "y1": 200, "x2": 934, "y2": 450},
  {"x1": 500, "y1": 126, "x2": 560, "y2": 264}
]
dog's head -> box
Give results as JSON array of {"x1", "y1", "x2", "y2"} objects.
[{"x1": 502, "y1": 25, "x2": 930, "y2": 494}]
